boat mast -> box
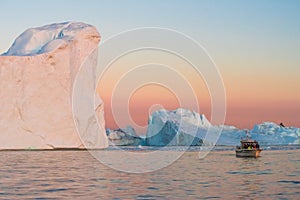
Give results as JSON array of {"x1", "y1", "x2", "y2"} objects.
[{"x1": 245, "y1": 129, "x2": 250, "y2": 140}]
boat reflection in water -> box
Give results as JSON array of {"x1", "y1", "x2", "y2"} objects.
[{"x1": 236, "y1": 130, "x2": 262, "y2": 158}]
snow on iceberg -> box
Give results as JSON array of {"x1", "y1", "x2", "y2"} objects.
[
  {"x1": 0, "y1": 22, "x2": 108, "y2": 149},
  {"x1": 2, "y1": 22, "x2": 95, "y2": 56}
]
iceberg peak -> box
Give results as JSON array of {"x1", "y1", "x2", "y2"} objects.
[{"x1": 2, "y1": 21, "x2": 99, "y2": 56}]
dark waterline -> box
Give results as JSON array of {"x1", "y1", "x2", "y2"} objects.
[{"x1": 0, "y1": 148, "x2": 299, "y2": 199}]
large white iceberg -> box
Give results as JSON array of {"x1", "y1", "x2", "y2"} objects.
[{"x1": 0, "y1": 22, "x2": 108, "y2": 149}]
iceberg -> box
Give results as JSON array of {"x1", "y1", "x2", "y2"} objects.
[
  {"x1": 145, "y1": 108, "x2": 300, "y2": 146},
  {"x1": 249, "y1": 122, "x2": 300, "y2": 145},
  {"x1": 217, "y1": 122, "x2": 300, "y2": 146},
  {"x1": 106, "y1": 126, "x2": 142, "y2": 146},
  {"x1": 0, "y1": 22, "x2": 108, "y2": 149},
  {"x1": 146, "y1": 109, "x2": 205, "y2": 146}
]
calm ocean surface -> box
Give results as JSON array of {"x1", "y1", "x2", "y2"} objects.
[{"x1": 0, "y1": 147, "x2": 299, "y2": 199}]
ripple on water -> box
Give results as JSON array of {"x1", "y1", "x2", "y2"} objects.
[
  {"x1": 227, "y1": 169, "x2": 273, "y2": 175},
  {"x1": 147, "y1": 186, "x2": 159, "y2": 190},
  {"x1": 41, "y1": 188, "x2": 68, "y2": 192},
  {"x1": 136, "y1": 194, "x2": 164, "y2": 200},
  {"x1": 278, "y1": 180, "x2": 300, "y2": 184}
]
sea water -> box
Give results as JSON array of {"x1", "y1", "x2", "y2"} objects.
[{"x1": 0, "y1": 147, "x2": 299, "y2": 199}]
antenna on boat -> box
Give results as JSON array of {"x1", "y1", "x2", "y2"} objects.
[{"x1": 244, "y1": 129, "x2": 250, "y2": 140}]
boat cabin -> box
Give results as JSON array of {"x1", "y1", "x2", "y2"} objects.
[{"x1": 240, "y1": 140, "x2": 260, "y2": 149}]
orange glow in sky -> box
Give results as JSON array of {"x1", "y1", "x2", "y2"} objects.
[{"x1": 97, "y1": 50, "x2": 300, "y2": 133}]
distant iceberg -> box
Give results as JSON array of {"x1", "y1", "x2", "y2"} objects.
[
  {"x1": 106, "y1": 126, "x2": 143, "y2": 146},
  {"x1": 144, "y1": 108, "x2": 300, "y2": 146},
  {"x1": 146, "y1": 109, "x2": 206, "y2": 146},
  {"x1": 250, "y1": 122, "x2": 300, "y2": 145}
]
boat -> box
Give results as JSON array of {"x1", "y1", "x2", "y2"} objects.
[{"x1": 236, "y1": 130, "x2": 262, "y2": 158}]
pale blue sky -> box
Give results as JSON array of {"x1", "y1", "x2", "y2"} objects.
[
  {"x1": 1, "y1": 0, "x2": 299, "y2": 84},
  {"x1": 1, "y1": 0, "x2": 299, "y2": 57}
]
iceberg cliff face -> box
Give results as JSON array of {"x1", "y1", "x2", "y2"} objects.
[
  {"x1": 0, "y1": 22, "x2": 108, "y2": 149},
  {"x1": 146, "y1": 109, "x2": 205, "y2": 146}
]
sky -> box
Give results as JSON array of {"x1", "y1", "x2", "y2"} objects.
[{"x1": 1, "y1": 0, "x2": 299, "y2": 132}]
